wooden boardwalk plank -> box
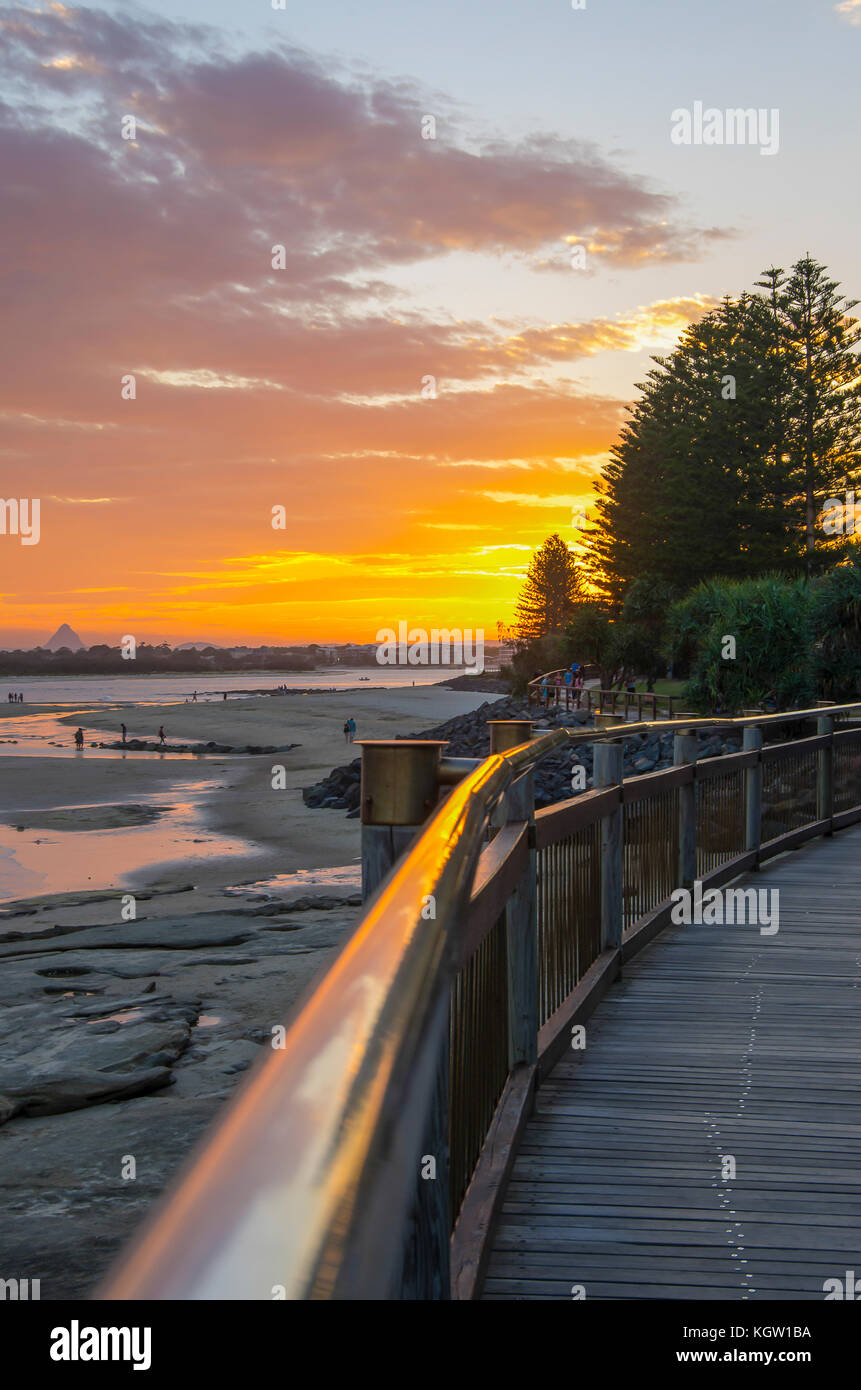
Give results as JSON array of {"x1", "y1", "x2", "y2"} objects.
[{"x1": 481, "y1": 825, "x2": 861, "y2": 1300}]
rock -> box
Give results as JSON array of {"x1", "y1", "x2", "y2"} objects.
[
  {"x1": 633, "y1": 756, "x2": 657, "y2": 772},
  {"x1": 0, "y1": 890, "x2": 365, "y2": 1295},
  {"x1": 0, "y1": 915, "x2": 259, "y2": 960},
  {"x1": 302, "y1": 700, "x2": 748, "y2": 817},
  {"x1": 0, "y1": 997, "x2": 198, "y2": 1122}
]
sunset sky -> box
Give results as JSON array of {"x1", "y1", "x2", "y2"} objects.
[{"x1": 1, "y1": 0, "x2": 859, "y2": 647}]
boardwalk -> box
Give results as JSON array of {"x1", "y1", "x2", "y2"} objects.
[{"x1": 483, "y1": 825, "x2": 861, "y2": 1300}]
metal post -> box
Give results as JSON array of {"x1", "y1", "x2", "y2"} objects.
[
  {"x1": 487, "y1": 721, "x2": 538, "y2": 1070},
  {"x1": 674, "y1": 731, "x2": 698, "y2": 889},
  {"x1": 488, "y1": 721, "x2": 533, "y2": 825},
  {"x1": 506, "y1": 773, "x2": 538, "y2": 1070},
  {"x1": 489, "y1": 721, "x2": 534, "y2": 756},
  {"x1": 743, "y1": 725, "x2": 762, "y2": 857},
  {"x1": 358, "y1": 738, "x2": 450, "y2": 1298},
  {"x1": 358, "y1": 739, "x2": 447, "y2": 899},
  {"x1": 817, "y1": 714, "x2": 834, "y2": 833},
  {"x1": 594, "y1": 741, "x2": 624, "y2": 951}
]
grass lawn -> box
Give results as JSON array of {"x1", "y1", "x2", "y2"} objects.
[{"x1": 630, "y1": 678, "x2": 686, "y2": 696}]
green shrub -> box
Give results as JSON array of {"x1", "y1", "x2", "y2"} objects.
[
  {"x1": 810, "y1": 558, "x2": 861, "y2": 700},
  {"x1": 668, "y1": 574, "x2": 815, "y2": 713}
]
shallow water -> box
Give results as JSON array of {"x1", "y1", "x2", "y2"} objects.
[
  {"x1": 0, "y1": 711, "x2": 211, "y2": 758},
  {"x1": 0, "y1": 784, "x2": 265, "y2": 903},
  {"x1": 0, "y1": 666, "x2": 468, "y2": 706},
  {"x1": 225, "y1": 864, "x2": 362, "y2": 897}
]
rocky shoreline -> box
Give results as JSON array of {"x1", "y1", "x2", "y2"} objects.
[
  {"x1": 303, "y1": 697, "x2": 742, "y2": 813},
  {"x1": 94, "y1": 739, "x2": 300, "y2": 755},
  {"x1": 0, "y1": 880, "x2": 362, "y2": 1296}
]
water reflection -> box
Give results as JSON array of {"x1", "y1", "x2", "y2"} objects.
[
  {"x1": 0, "y1": 710, "x2": 219, "y2": 759},
  {"x1": 225, "y1": 864, "x2": 361, "y2": 898},
  {"x1": 0, "y1": 786, "x2": 264, "y2": 903}
]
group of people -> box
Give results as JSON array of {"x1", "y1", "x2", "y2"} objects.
[
  {"x1": 6, "y1": 691, "x2": 24, "y2": 703},
  {"x1": 343, "y1": 717, "x2": 357, "y2": 743},
  {"x1": 74, "y1": 724, "x2": 166, "y2": 750},
  {"x1": 540, "y1": 663, "x2": 585, "y2": 707}
]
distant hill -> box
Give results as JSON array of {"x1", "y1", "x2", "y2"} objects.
[
  {"x1": 175, "y1": 641, "x2": 224, "y2": 650},
  {"x1": 41, "y1": 623, "x2": 85, "y2": 652}
]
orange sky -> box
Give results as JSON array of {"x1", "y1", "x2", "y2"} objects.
[{"x1": 4, "y1": 1, "x2": 852, "y2": 647}]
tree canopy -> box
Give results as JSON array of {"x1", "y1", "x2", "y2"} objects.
[
  {"x1": 586, "y1": 255, "x2": 861, "y2": 605},
  {"x1": 514, "y1": 533, "x2": 583, "y2": 643}
]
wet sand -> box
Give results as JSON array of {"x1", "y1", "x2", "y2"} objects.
[
  {"x1": 0, "y1": 682, "x2": 507, "y2": 1296},
  {"x1": 0, "y1": 684, "x2": 503, "y2": 913}
]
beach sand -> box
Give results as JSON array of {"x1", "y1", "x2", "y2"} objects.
[{"x1": 0, "y1": 683, "x2": 502, "y2": 900}]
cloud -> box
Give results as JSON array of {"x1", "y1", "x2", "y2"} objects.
[
  {"x1": 47, "y1": 495, "x2": 125, "y2": 504},
  {"x1": 0, "y1": 7, "x2": 726, "y2": 418},
  {"x1": 0, "y1": 4, "x2": 734, "y2": 640},
  {"x1": 835, "y1": 0, "x2": 861, "y2": 24}
]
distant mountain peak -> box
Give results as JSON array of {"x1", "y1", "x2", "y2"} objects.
[{"x1": 42, "y1": 623, "x2": 85, "y2": 652}]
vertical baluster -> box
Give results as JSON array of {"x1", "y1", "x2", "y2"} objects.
[
  {"x1": 744, "y1": 725, "x2": 762, "y2": 858},
  {"x1": 594, "y1": 741, "x2": 624, "y2": 950},
  {"x1": 674, "y1": 732, "x2": 698, "y2": 891},
  {"x1": 818, "y1": 715, "x2": 834, "y2": 834}
]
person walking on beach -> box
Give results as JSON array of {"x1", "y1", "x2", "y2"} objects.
[
  {"x1": 348, "y1": 717, "x2": 357, "y2": 743},
  {"x1": 343, "y1": 719, "x2": 350, "y2": 743},
  {"x1": 121, "y1": 723, "x2": 127, "y2": 745},
  {"x1": 158, "y1": 726, "x2": 166, "y2": 746},
  {"x1": 74, "y1": 728, "x2": 84, "y2": 749}
]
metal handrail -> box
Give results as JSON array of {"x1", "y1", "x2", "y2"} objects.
[
  {"x1": 101, "y1": 731, "x2": 562, "y2": 1300},
  {"x1": 100, "y1": 702, "x2": 860, "y2": 1300}
]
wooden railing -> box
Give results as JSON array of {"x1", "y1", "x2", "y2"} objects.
[
  {"x1": 528, "y1": 669, "x2": 685, "y2": 720},
  {"x1": 100, "y1": 703, "x2": 861, "y2": 1301}
]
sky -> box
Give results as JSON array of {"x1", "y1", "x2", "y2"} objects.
[{"x1": 0, "y1": 0, "x2": 859, "y2": 647}]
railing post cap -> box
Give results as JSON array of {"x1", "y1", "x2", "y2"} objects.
[
  {"x1": 487, "y1": 719, "x2": 535, "y2": 754},
  {"x1": 357, "y1": 740, "x2": 448, "y2": 826}
]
